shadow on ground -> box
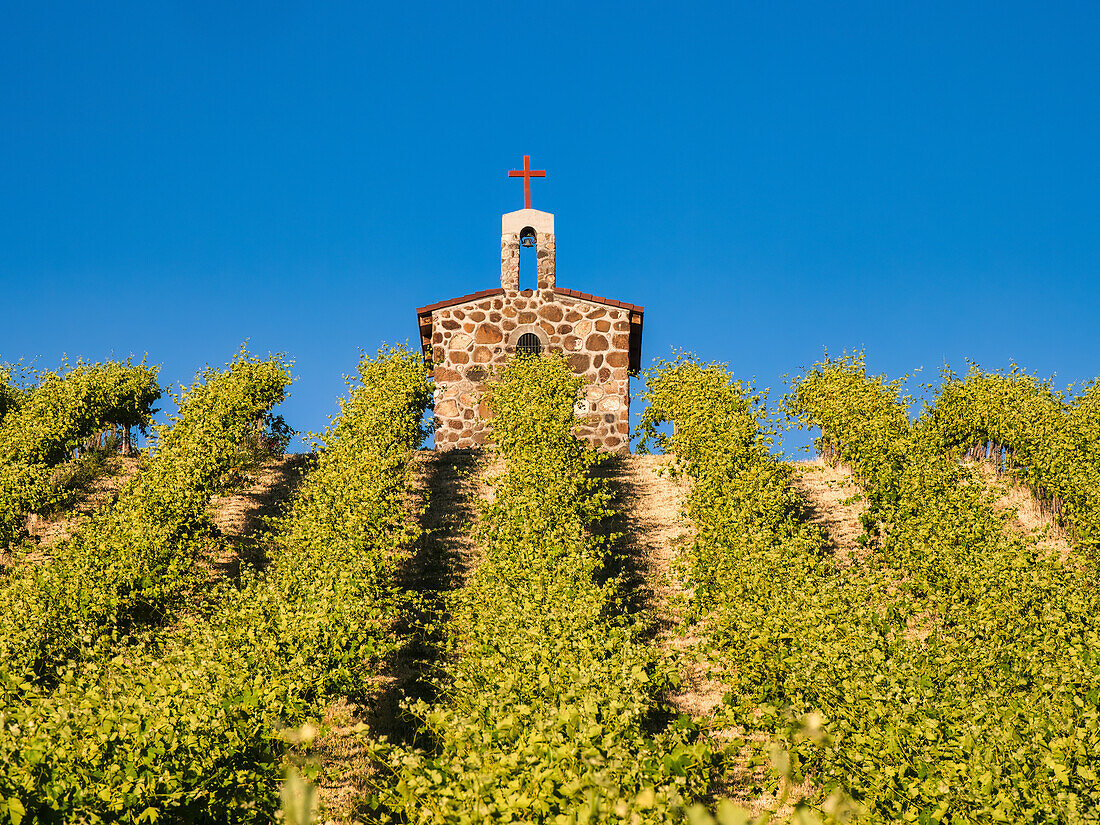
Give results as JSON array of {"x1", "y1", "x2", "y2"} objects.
[
  {"x1": 590, "y1": 453, "x2": 661, "y2": 630},
  {"x1": 315, "y1": 448, "x2": 487, "y2": 821},
  {"x1": 210, "y1": 452, "x2": 315, "y2": 581},
  {"x1": 367, "y1": 447, "x2": 484, "y2": 747}
]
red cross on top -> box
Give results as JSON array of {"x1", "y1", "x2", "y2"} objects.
[{"x1": 508, "y1": 155, "x2": 546, "y2": 210}]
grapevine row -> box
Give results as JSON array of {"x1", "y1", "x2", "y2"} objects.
[
  {"x1": 0, "y1": 346, "x2": 432, "y2": 823},
  {"x1": 782, "y1": 354, "x2": 1100, "y2": 819},
  {"x1": 639, "y1": 354, "x2": 1100, "y2": 820},
  {"x1": 369, "y1": 353, "x2": 714, "y2": 823},
  {"x1": 638, "y1": 356, "x2": 842, "y2": 821},
  {"x1": 0, "y1": 359, "x2": 161, "y2": 546},
  {"x1": 0, "y1": 348, "x2": 291, "y2": 682},
  {"x1": 921, "y1": 365, "x2": 1100, "y2": 551}
]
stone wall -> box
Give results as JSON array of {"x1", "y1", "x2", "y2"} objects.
[
  {"x1": 430, "y1": 289, "x2": 632, "y2": 453},
  {"x1": 500, "y1": 230, "x2": 556, "y2": 292}
]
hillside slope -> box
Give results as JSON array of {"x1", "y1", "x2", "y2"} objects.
[
  {"x1": 1, "y1": 453, "x2": 305, "y2": 582},
  {"x1": 11, "y1": 446, "x2": 1081, "y2": 822}
]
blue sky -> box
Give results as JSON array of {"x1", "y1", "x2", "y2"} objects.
[{"x1": 2, "y1": 2, "x2": 1097, "y2": 452}]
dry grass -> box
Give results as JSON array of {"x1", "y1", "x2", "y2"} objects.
[
  {"x1": 599, "y1": 455, "x2": 727, "y2": 718},
  {"x1": 205, "y1": 453, "x2": 312, "y2": 580},
  {"x1": 789, "y1": 457, "x2": 868, "y2": 568},
  {"x1": 967, "y1": 460, "x2": 1076, "y2": 563},
  {"x1": 314, "y1": 448, "x2": 491, "y2": 824},
  {"x1": 311, "y1": 697, "x2": 377, "y2": 822}
]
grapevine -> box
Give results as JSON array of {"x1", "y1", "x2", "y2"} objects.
[
  {"x1": 0, "y1": 346, "x2": 431, "y2": 823},
  {"x1": 0, "y1": 358, "x2": 161, "y2": 545},
  {"x1": 0, "y1": 348, "x2": 290, "y2": 681},
  {"x1": 369, "y1": 353, "x2": 715, "y2": 823}
]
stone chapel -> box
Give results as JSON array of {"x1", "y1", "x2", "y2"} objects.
[{"x1": 415, "y1": 157, "x2": 644, "y2": 453}]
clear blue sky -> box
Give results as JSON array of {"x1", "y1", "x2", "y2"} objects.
[{"x1": 2, "y1": 2, "x2": 1097, "y2": 452}]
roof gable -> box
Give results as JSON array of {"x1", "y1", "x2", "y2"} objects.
[
  {"x1": 416, "y1": 287, "x2": 643, "y2": 318},
  {"x1": 416, "y1": 286, "x2": 644, "y2": 375}
]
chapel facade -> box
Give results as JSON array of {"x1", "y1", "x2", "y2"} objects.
[{"x1": 415, "y1": 166, "x2": 643, "y2": 453}]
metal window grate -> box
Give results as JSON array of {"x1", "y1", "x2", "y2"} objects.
[{"x1": 516, "y1": 332, "x2": 543, "y2": 357}]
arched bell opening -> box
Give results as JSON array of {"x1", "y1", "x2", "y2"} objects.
[{"x1": 518, "y1": 226, "x2": 537, "y2": 291}]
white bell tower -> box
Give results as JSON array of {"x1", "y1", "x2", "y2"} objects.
[{"x1": 500, "y1": 208, "x2": 555, "y2": 295}]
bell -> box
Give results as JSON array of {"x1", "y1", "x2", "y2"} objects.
[{"x1": 520, "y1": 235, "x2": 536, "y2": 248}]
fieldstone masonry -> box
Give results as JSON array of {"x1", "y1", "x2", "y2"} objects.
[{"x1": 417, "y1": 208, "x2": 644, "y2": 454}]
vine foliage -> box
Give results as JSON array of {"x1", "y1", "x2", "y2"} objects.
[
  {"x1": 0, "y1": 358, "x2": 161, "y2": 545},
  {"x1": 0, "y1": 346, "x2": 431, "y2": 823},
  {"x1": 369, "y1": 353, "x2": 715, "y2": 823},
  {"x1": 0, "y1": 348, "x2": 290, "y2": 682}
]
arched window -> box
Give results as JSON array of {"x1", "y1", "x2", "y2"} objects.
[{"x1": 516, "y1": 332, "x2": 543, "y2": 357}]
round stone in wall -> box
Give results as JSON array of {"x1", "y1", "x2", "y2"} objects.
[{"x1": 475, "y1": 325, "x2": 503, "y2": 344}]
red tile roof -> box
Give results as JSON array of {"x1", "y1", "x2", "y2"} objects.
[
  {"x1": 415, "y1": 288, "x2": 505, "y2": 316},
  {"x1": 416, "y1": 287, "x2": 643, "y2": 318},
  {"x1": 553, "y1": 287, "x2": 644, "y2": 314}
]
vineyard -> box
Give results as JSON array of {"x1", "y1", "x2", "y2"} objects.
[{"x1": 0, "y1": 348, "x2": 1098, "y2": 823}]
